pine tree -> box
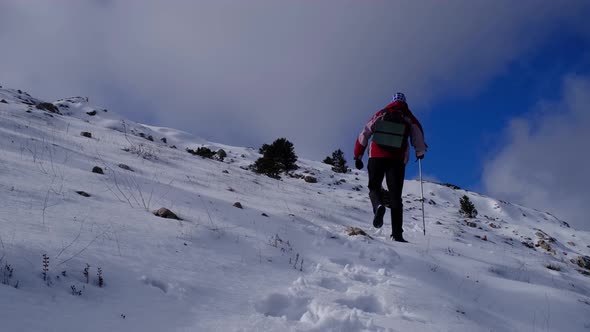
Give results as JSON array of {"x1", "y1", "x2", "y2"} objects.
[
  {"x1": 253, "y1": 138, "x2": 298, "y2": 178},
  {"x1": 459, "y1": 195, "x2": 478, "y2": 218},
  {"x1": 252, "y1": 157, "x2": 282, "y2": 179},
  {"x1": 323, "y1": 156, "x2": 334, "y2": 166},
  {"x1": 328, "y1": 149, "x2": 349, "y2": 173}
]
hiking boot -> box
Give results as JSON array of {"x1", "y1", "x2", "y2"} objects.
[
  {"x1": 373, "y1": 205, "x2": 386, "y2": 229},
  {"x1": 390, "y1": 234, "x2": 408, "y2": 243}
]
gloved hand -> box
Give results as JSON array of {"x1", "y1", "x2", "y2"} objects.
[{"x1": 355, "y1": 159, "x2": 364, "y2": 170}]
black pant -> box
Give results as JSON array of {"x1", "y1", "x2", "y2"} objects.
[{"x1": 367, "y1": 158, "x2": 406, "y2": 235}]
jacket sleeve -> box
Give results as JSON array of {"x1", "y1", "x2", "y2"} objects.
[
  {"x1": 354, "y1": 111, "x2": 382, "y2": 159},
  {"x1": 404, "y1": 109, "x2": 427, "y2": 157}
]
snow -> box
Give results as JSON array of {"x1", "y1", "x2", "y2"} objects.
[{"x1": 0, "y1": 86, "x2": 589, "y2": 331}]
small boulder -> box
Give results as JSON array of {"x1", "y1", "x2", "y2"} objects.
[
  {"x1": 36, "y1": 102, "x2": 60, "y2": 114},
  {"x1": 233, "y1": 202, "x2": 243, "y2": 209},
  {"x1": 222, "y1": 170, "x2": 229, "y2": 174},
  {"x1": 488, "y1": 223, "x2": 500, "y2": 229},
  {"x1": 536, "y1": 240, "x2": 556, "y2": 255},
  {"x1": 160, "y1": 137, "x2": 167, "y2": 144},
  {"x1": 0, "y1": 99, "x2": 7, "y2": 104},
  {"x1": 261, "y1": 213, "x2": 269, "y2": 217},
  {"x1": 154, "y1": 207, "x2": 181, "y2": 220},
  {"x1": 81, "y1": 131, "x2": 92, "y2": 138},
  {"x1": 86, "y1": 110, "x2": 97, "y2": 116},
  {"x1": 118, "y1": 164, "x2": 133, "y2": 171},
  {"x1": 345, "y1": 226, "x2": 373, "y2": 240},
  {"x1": 571, "y1": 255, "x2": 590, "y2": 270},
  {"x1": 304, "y1": 176, "x2": 318, "y2": 183},
  {"x1": 535, "y1": 230, "x2": 555, "y2": 242},
  {"x1": 92, "y1": 166, "x2": 104, "y2": 175},
  {"x1": 76, "y1": 191, "x2": 91, "y2": 197},
  {"x1": 465, "y1": 221, "x2": 477, "y2": 228}
]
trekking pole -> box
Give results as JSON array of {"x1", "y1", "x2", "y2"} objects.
[{"x1": 419, "y1": 159, "x2": 426, "y2": 236}]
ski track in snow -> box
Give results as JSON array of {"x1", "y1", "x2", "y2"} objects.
[{"x1": 0, "y1": 87, "x2": 589, "y2": 331}]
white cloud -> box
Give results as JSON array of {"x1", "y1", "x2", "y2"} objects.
[
  {"x1": 483, "y1": 76, "x2": 590, "y2": 230},
  {"x1": 1, "y1": 1, "x2": 589, "y2": 160}
]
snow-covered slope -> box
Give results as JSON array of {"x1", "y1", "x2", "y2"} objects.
[{"x1": 0, "y1": 86, "x2": 589, "y2": 332}]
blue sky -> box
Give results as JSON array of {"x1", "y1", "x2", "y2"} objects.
[
  {"x1": 1, "y1": 1, "x2": 589, "y2": 229},
  {"x1": 413, "y1": 27, "x2": 590, "y2": 191}
]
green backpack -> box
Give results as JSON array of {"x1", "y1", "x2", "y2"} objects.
[{"x1": 372, "y1": 111, "x2": 409, "y2": 151}]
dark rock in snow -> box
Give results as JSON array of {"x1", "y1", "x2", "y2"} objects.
[
  {"x1": 160, "y1": 137, "x2": 167, "y2": 144},
  {"x1": 571, "y1": 255, "x2": 590, "y2": 270},
  {"x1": 536, "y1": 240, "x2": 556, "y2": 255},
  {"x1": 0, "y1": 99, "x2": 7, "y2": 104},
  {"x1": 154, "y1": 207, "x2": 181, "y2": 220},
  {"x1": 76, "y1": 191, "x2": 91, "y2": 197},
  {"x1": 233, "y1": 202, "x2": 243, "y2": 209},
  {"x1": 118, "y1": 164, "x2": 133, "y2": 171},
  {"x1": 304, "y1": 176, "x2": 317, "y2": 183},
  {"x1": 92, "y1": 166, "x2": 104, "y2": 174},
  {"x1": 535, "y1": 230, "x2": 555, "y2": 242},
  {"x1": 475, "y1": 235, "x2": 488, "y2": 241},
  {"x1": 81, "y1": 131, "x2": 92, "y2": 138},
  {"x1": 36, "y1": 102, "x2": 60, "y2": 114},
  {"x1": 261, "y1": 213, "x2": 269, "y2": 217},
  {"x1": 86, "y1": 110, "x2": 97, "y2": 116}
]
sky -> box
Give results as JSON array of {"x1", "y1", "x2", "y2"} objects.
[{"x1": 1, "y1": 1, "x2": 589, "y2": 229}]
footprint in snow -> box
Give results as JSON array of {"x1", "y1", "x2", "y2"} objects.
[
  {"x1": 255, "y1": 293, "x2": 311, "y2": 321},
  {"x1": 317, "y1": 277, "x2": 349, "y2": 292},
  {"x1": 348, "y1": 273, "x2": 378, "y2": 285},
  {"x1": 340, "y1": 264, "x2": 379, "y2": 285},
  {"x1": 335, "y1": 294, "x2": 384, "y2": 314},
  {"x1": 330, "y1": 257, "x2": 354, "y2": 267},
  {"x1": 394, "y1": 305, "x2": 429, "y2": 323}
]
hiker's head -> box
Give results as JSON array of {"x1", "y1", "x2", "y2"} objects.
[{"x1": 391, "y1": 92, "x2": 406, "y2": 104}]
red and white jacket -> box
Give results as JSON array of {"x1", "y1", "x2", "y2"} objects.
[{"x1": 354, "y1": 100, "x2": 427, "y2": 164}]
